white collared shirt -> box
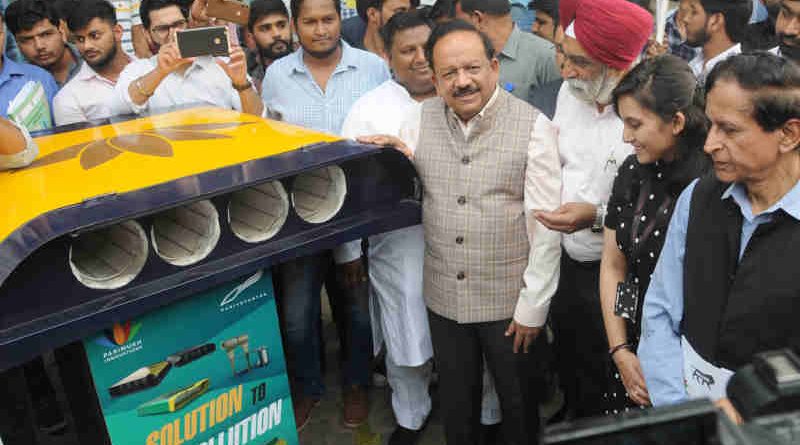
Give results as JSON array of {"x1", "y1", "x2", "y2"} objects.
[
  {"x1": 111, "y1": 55, "x2": 244, "y2": 115},
  {"x1": 552, "y1": 82, "x2": 633, "y2": 263},
  {"x1": 54, "y1": 60, "x2": 131, "y2": 126},
  {"x1": 397, "y1": 86, "x2": 563, "y2": 327},
  {"x1": 689, "y1": 43, "x2": 742, "y2": 85}
]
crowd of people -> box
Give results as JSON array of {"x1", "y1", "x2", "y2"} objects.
[{"x1": 1, "y1": 0, "x2": 800, "y2": 444}]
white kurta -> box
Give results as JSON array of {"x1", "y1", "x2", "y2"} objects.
[{"x1": 341, "y1": 79, "x2": 433, "y2": 367}]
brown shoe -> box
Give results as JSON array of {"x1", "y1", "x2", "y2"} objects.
[
  {"x1": 342, "y1": 385, "x2": 369, "y2": 428},
  {"x1": 293, "y1": 396, "x2": 319, "y2": 432}
]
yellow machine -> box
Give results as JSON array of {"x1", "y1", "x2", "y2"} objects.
[{"x1": 0, "y1": 106, "x2": 420, "y2": 370}]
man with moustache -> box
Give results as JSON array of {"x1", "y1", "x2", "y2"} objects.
[
  {"x1": 532, "y1": 0, "x2": 653, "y2": 419},
  {"x1": 5, "y1": 0, "x2": 82, "y2": 87},
  {"x1": 340, "y1": 12, "x2": 434, "y2": 444},
  {"x1": 111, "y1": 0, "x2": 263, "y2": 116},
  {"x1": 679, "y1": 0, "x2": 751, "y2": 84},
  {"x1": 260, "y1": 0, "x2": 389, "y2": 430},
  {"x1": 639, "y1": 53, "x2": 800, "y2": 421},
  {"x1": 362, "y1": 19, "x2": 562, "y2": 445},
  {"x1": 245, "y1": 0, "x2": 293, "y2": 91},
  {"x1": 773, "y1": 0, "x2": 800, "y2": 62},
  {"x1": 54, "y1": 0, "x2": 134, "y2": 125}
]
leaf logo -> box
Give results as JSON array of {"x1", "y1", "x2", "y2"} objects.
[
  {"x1": 220, "y1": 270, "x2": 264, "y2": 308},
  {"x1": 21, "y1": 122, "x2": 252, "y2": 171},
  {"x1": 94, "y1": 320, "x2": 142, "y2": 348}
]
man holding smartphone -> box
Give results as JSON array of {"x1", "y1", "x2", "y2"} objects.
[{"x1": 110, "y1": 0, "x2": 263, "y2": 116}]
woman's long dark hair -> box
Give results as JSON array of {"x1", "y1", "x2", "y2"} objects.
[{"x1": 612, "y1": 54, "x2": 710, "y2": 191}]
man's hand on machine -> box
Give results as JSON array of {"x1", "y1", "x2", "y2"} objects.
[{"x1": 356, "y1": 135, "x2": 413, "y2": 160}]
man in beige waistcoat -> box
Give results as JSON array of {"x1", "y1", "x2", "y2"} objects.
[{"x1": 360, "y1": 19, "x2": 561, "y2": 445}]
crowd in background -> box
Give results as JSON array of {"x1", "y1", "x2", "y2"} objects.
[{"x1": 1, "y1": 0, "x2": 800, "y2": 444}]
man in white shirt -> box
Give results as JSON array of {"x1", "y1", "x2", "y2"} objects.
[
  {"x1": 340, "y1": 12, "x2": 433, "y2": 445},
  {"x1": 532, "y1": 0, "x2": 652, "y2": 419},
  {"x1": 110, "y1": 0, "x2": 263, "y2": 116},
  {"x1": 775, "y1": 0, "x2": 800, "y2": 62},
  {"x1": 0, "y1": 117, "x2": 37, "y2": 169},
  {"x1": 361, "y1": 20, "x2": 562, "y2": 445},
  {"x1": 54, "y1": 0, "x2": 134, "y2": 126},
  {"x1": 679, "y1": 0, "x2": 751, "y2": 84}
]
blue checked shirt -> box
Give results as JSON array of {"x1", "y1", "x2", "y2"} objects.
[
  {"x1": 665, "y1": 9, "x2": 699, "y2": 62},
  {"x1": 261, "y1": 41, "x2": 389, "y2": 134}
]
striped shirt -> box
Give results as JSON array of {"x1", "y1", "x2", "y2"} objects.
[
  {"x1": 260, "y1": 41, "x2": 389, "y2": 134},
  {"x1": 110, "y1": 0, "x2": 142, "y2": 55}
]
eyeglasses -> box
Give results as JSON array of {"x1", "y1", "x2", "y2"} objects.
[
  {"x1": 151, "y1": 19, "x2": 188, "y2": 38},
  {"x1": 558, "y1": 43, "x2": 601, "y2": 71}
]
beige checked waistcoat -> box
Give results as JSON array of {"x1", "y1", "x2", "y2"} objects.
[{"x1": 414, "y1": 88, "x2": 538, "y2": 323}]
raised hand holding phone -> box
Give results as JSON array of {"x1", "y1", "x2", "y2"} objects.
[{"x1": 157, "y1": 31, "x2": 194, "y2": 76}]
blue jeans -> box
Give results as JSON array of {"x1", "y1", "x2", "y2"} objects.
[{"x1": 276, "y1": 251, "x2": 371, "y2": 399}]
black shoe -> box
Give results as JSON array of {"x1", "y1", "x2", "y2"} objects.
[
  {"x1": 388, "y1": 425, "x2": 425, "y2": 445},
  {"x1": 479, "y1": 423, "x2": 502, "y2": 445}
]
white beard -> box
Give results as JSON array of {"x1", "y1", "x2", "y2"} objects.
[{"x1": 566, "y1": 66, "x2": 619, "y2": 106}]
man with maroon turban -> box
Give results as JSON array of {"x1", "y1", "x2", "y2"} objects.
[{"x1": 534, "y1": 0, "x2": 653, "y2": 419}]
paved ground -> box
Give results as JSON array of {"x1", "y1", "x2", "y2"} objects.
[{"x1": 298, "y1": 296, "x2": 447, "y2": 445}]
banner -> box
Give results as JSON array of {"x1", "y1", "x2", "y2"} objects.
[{"x1": 83, "y1": 269, "x2": 298, "y2": 445}]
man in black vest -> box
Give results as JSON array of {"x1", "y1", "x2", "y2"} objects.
[{"x1": 638, "y1": 52, "x2": 800, "y2": 422}]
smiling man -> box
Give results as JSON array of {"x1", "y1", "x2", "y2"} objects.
[
  {"x1": 54, "y1": 0, "x2": 133, "y2": 125},
  {"x1": 362, "y1": 19, "x2": 562, "y2": 445},
  {"x1": 4, "y1": 0, "x2": 82, "y2": 87}
]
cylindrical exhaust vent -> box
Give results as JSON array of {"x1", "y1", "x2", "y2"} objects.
[
  {"x1": 151, "y1": 200, "x2": 220, "y2": 266},
  {"x1": 69, "y1": 220, "x2": 149, "y2": 290},
  {"x1": 291, "y1": 165, "x2": 347, "y2": 224},
  {"x1": 228, "y1": 181, "x2": 289, "y2": 243}
]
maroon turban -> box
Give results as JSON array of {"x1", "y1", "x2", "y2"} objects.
[{"x1": 559, "y1": 0, "x2": 654, "y2": 71}]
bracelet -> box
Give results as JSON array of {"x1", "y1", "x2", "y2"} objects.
[
  {"x1": 134, "y1": 78, "x2": 153, "y2": 98},
  {"x1": 609, "y1": 343, "x2": 631, "y2": 357},
  {"x1": 232, "y1": 80, "x2": 252, "y2": 92}
]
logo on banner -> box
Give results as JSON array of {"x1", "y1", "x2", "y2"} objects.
[
  {"x1": 219, "y1": 270, "x2": 268, "y2": 313},
  {"x1": 95, "y1": 321, "x2": 145, "y2": 363}
]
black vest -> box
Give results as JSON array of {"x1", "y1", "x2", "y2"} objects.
[{"x1": 683, "y1": 175, "x2": 800, "y2": 370}]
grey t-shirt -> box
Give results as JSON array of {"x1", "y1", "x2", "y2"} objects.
[{"x1": 497, "y1": 26, "x2": 561, "y2": 104}]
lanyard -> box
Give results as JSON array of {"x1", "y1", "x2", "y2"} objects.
[{"x1": 628, "y1": 179, "x2": 674, "y2": 272}]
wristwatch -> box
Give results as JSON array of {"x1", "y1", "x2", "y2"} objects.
[{"x1": 590, "y1": 203, "x2": 605, "y2": 233}]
